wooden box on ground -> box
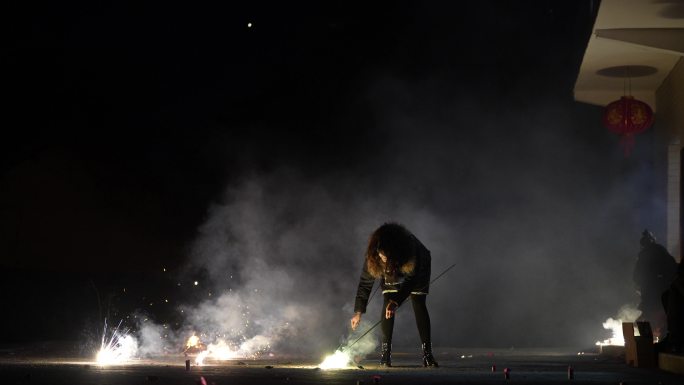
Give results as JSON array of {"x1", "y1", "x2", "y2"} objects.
[{"x1": 622, "y1": 322, "x2": 656, "y2": 368}]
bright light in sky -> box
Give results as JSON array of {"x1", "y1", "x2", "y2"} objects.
[{"x1": 247, "y1": 22, "x2": 252, "y2": 28}]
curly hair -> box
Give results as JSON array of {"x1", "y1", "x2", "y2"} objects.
[{"x1": 365, "y1": 222, "x2": 416, "y2": 278}]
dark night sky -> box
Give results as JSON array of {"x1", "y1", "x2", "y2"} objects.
[
  {"x1": 1, "y1": 1, "x2": 662, "y2": 348},
  {"x1": 3, "y1": 1, "x2": 602, "y2": 271}
]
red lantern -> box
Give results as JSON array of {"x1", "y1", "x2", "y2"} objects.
[{"x1": 602, "y1": 95, "x2": 654, "y2": 156}]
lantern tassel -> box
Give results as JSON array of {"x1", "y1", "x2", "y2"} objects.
[{"x1": 620, "y1": 133, "x2": 635, "y2": 157}]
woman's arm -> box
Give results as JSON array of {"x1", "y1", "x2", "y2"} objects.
[{"x1": 354, "y1": 263, "x2": 375, "y2": 314}]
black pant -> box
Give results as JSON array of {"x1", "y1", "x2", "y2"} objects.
[
  {"x1": 662, "y1": 286, "x2": 684, "y2": 345},
  {"x1": 381, "y1": 293, "x2": 431, "y2": 345}
]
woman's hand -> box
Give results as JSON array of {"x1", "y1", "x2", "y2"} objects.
[
  {"x1": 385, "y1": 300, "x2": 398, "y2": 319},
  {"x1": 351, "y1": 312, "x2": 362, "y2": 330}
]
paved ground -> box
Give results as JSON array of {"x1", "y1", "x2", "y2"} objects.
[{"x1": 1, "y1": 346, "x2": 682, "y2": 384}]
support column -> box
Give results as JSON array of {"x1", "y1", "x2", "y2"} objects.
[{"x1": 667, "y1": 142, "x2": 680, "y2": 257}]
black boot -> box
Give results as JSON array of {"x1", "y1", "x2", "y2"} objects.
[
  {"x1": 422, "y1": 343, "x2": 438, "y2": 367},
  {"x1": 380, "y1": 342, "x2": 392, "y2": 367}
]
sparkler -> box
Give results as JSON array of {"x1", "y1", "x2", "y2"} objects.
[{"x1": 96, "y1": 319, "x2": 138, "y2": 365}]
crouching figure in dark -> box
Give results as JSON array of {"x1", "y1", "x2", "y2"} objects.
[
  {"x1": 633, "y1": 229, "x2": 677, "y2": 336},
  {"x1": 350, "y1": 223, "x2": 438, "y2": 367}
]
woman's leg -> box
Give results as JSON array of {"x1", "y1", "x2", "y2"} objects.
[
  {"x1": 411, "y1": 294, "x2": 431, "y2": 344},
  {"x1": 380, "y1": 294, "x2": 394, "y2": 366},
  {"x1": 411, "y1": 294, "x2": 438, "y2": 367},
  {"x1": 381, "y1": 294, "x2": 395, "y2": 344}
]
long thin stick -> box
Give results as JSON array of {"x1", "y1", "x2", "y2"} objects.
[
  {"x1": 342, "y1": 263, "x2": 457, "y2": 351},
  {"x1": 366, "y1": 282, "x2": 383, "y2": 304},
  {"x1": 427, "y1": 263, "x2": 457, "y2": 286}
]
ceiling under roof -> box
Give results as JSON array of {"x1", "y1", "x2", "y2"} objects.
[{"x1": 574, "y1": 0, "x2": 684, "y2": 109}]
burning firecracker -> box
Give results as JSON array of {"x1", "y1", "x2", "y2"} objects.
[
  {"x1": 319, "y1": 349, "x2": 354, "y2": 369},
  {"x1": 184, "y1": 334, "x2": 206, "y2": 354},
  {"x1": 96, "y1": 319, "x2": 138, "y2": 365}
]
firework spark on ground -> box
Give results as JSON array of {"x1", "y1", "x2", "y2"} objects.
[
  {"x1": 96, "y1": 319, "x2": 138, "y2": 365},
  {"x1": 318, "y1": 320, "x2": 377, "y2": 370},
  {"x1": 319, "y1": 349, "x2": 354, "y2": 369},
  {"x1": 194, "y1": 335, "x2": 271, "y2": 365}
]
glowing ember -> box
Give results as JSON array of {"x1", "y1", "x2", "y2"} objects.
[
  {"x1": 96, "y1": 319, "x2": 138, "y2": 365},
  {"x1": 187, "y1": 335, "x2": 201, "y2": 348},
  {"x1": 192, "y1": 335, "x2": 272, "y2": 366},
  {"x1": 195, "y1": 350, "x2": 210, "y2": 365},
  {"x1": 195, "y1": 340, "x2": 240, "y2": 365},
  {"x1": 319, "y1": 349, "x2": 353, "y2": 369}
]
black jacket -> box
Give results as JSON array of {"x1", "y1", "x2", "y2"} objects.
[
  {"x1": 633, "y1": 243, "x2": 677, "y2": 294},
  {"x1": 354, "y1": 235, "x2": 431, "y2": 313}
]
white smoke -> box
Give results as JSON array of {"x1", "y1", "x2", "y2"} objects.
[
  {"x1": 319, "y1": 318, "x2": 379, "y2": 369},
  {"x1": 136, "y1": 320, "x2": 171, "y2": 357},
  {"x1": 595, "y1": 304, "x2": 642, "y2": 346},
  {"x1": 163, "y1": 168, "x2": 451, "y2": 359},
  {"x1": 339, "y1": 319, "x2": 379, "y2": 363},
  {"x1": 126, "y1": 144, "x2": 648, "y2": 358},
  {"x1": 171, "y1": 170, "x2": 380, "y2": 358}
]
